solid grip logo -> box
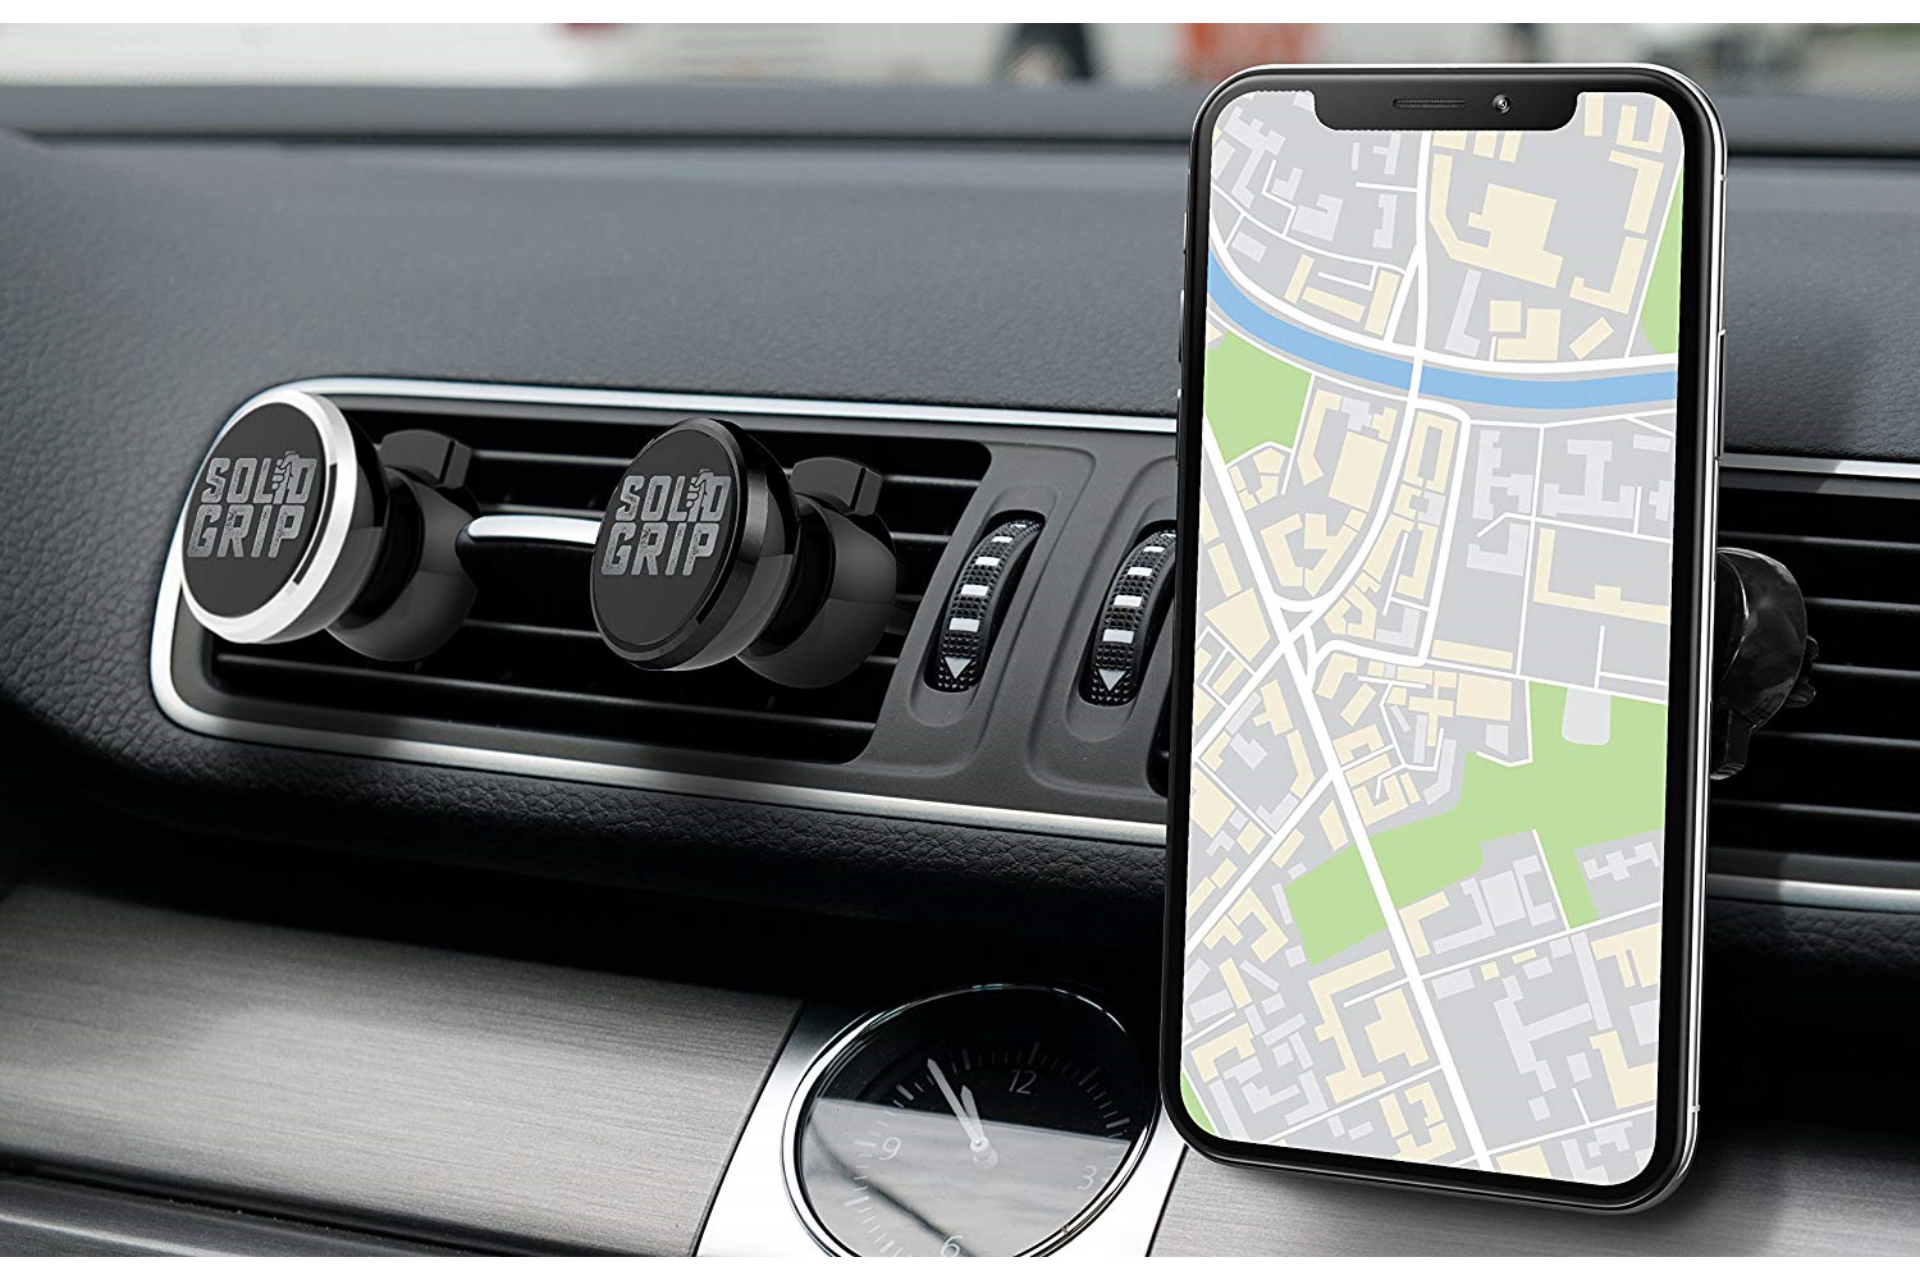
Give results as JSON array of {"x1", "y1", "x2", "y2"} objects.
[
  {"x1": 598, "y1": 467, "x2": 735, "y2": 578},
  {"x1": 185, "y1": 450, "x2": 319, "y2": 561}
]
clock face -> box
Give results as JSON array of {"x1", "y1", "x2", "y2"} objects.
[{"x1": 788, "y1": 987, "x2": 1153, "y2": 1257}]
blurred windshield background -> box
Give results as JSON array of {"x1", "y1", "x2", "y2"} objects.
[{"x1": 0, "y1": 23, "x2": 1912, "y2": 100}]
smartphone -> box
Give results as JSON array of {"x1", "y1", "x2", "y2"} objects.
[{"x1": 1164, "y1": 65, "x2": 1722, "y2": 1211}]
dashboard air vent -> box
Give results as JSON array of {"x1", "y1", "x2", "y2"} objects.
[
  {"x1": 1712, "y1": 465, "x2": 1920, "y2": 873},
  {"x1": 200, "y1": 405, "x2": 988, "y2": 764}
]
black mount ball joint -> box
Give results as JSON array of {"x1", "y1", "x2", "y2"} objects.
[
  {"x1": 1711, "y1": 547, "x2": 1818, "y2": 780},
  {"x1": 177, "y1": 390, "x2": 478, "y2": 662},
  {"x1": 174, "y1": 398, "x2": 1817, "y2": 756}
]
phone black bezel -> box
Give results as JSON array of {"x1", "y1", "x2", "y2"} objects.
[{"x1": 1161, "y1": 64, "x2": 1721, "y2": 1212}]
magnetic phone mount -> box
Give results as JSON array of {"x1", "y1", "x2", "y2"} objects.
[
  {"x1": 177, "y1": 389, "x2": 478, "y2": 662},
  {"x1": 589, "y1": 417, "x2": 897, "y2": 689},
  {"x1": 180, "y1": 398, "x2": 1814, "y2": 755},
  {"x1": 1711, "y1": 547, "x2": 1819, "y2": 781}
]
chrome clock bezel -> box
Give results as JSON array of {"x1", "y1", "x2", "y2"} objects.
[{"x1": 779, "y1": 983, "x2": 1155, "y2": 1258}]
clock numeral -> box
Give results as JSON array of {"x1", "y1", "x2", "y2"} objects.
[{"x1": 1008, "y1": 1068, "x2": 1036, "y2": 1095}]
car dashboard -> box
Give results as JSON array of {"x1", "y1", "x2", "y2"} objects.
[{"x1": 1, "y1": 83, "x2": 1918, "y2": 1255}]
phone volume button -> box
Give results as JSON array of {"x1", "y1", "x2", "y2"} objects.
[{"x1": 1714, "y1": 336, "x2": 1727, "y2": 458}]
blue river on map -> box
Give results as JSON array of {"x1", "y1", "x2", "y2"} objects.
[{"x1": 1207, "y1": 254, "x2": 1677, "y2": 411}]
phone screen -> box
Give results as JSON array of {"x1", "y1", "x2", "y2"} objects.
[{"x1": 1173, "y1": 78, "x2": 1711, "y2": 1200}]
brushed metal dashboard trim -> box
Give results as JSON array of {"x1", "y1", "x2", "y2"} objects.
[{"x1": 0, "y1": 885, "x2": 801, "y2": 1254}]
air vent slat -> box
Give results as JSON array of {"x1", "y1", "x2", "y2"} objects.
[
  {"x1": 214, "y1": 654, "x2": 879, "y2": 736},
  {"x1": 883, "y1": 475, "x2": 980, "y2": 492},
  {"x1": 458, "y1": 617, "x2": 902, "y2": 671},
  {"x1": 482, "y1": 501, "x2": 609, "y2": 519},
  {"x1": 1756, "y1": 728, "x2": 1920, "y2": 753},
  {"x1": 1783, "y1": 665, "x2": 1920, "y2": 741},
  {"x1": 1723, "y1": 737, "x2": 1920, "y2": 815},
  {"x1": 1709, "y1": 798, "x2": 1920, "y2": 858},
  {"x1": 470, "y1": 448, "x2": 634, "y2": 470},
  {"x1": 1719, "y1": 538, "x2": 1920, "y2": 605},
  {"x1": 1723, "y1": 530, "x2": 1920, "y2": 558},
  {"x1": 1803, "y1": 597, "x2": 1920, "y2": 617},
  {"x1": 202, "y1": 404, "x2": 990, "y2": 764},
  {"x1": 1713, "y1": 470, "x2": 1920, "y2": 867},
  {"x1": 1716, "y1": 797, "x2": 1920, "y2": 825}
]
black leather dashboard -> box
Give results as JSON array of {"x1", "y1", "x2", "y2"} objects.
[
  {"x1": 3, "y1": 102, "x2": 1920, "y2": 931},
  {"x1": 1, "y1": 83, "x2": 1918, "y2": 1255}
]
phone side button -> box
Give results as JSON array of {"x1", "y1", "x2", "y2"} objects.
[{"x1": 1715, "y1": 335, "x2": 1727, "y2": 458}]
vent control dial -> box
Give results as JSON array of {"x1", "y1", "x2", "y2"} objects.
[
  {"x1": 1080, "y1": 526, "x2": 1176, "y2": 706},
  {"x1": 927, "y1": 517, "x2": 1043, "y2": 692}
]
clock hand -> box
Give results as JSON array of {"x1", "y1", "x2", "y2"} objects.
[
  {"x1": 926, "y1": 1059, "x2": 996, "y2": 1168},
  {"x1": 929, "y1": 1059, "x2": 990, "y2": 1151},
  {"x1": 959, "y1": 1083, "x2": 983, "y2": 1129}
]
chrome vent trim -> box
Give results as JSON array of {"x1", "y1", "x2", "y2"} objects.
[{"x1": 151, "y1": 378, "x2": 1170, "y2": 847}]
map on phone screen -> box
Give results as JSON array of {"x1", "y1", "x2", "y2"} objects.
[{"x1": 1181, "y1": 89, "x2": 1684, "y2": 1186}]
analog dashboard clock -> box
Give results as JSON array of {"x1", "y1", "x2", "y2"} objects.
[{"x1": 783, "y1": 985, "x2": 1154, "y2": 1257}]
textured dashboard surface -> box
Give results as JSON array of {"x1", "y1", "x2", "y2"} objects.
[
  {"x1": 0, "y1": 885, "x2": 797, "y2": 1254},
  {"x1": 1723, "y1": 163, "x2": 1920, "y2": 464},
  {"x1": 0, "y1": 127, "x2": 1915, "y2": 929},
  {"x1": 0, "y1": 129, "x2": 1177, "y2": 932}
]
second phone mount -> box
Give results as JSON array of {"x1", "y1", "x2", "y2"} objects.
[
  {"x1": 174, "y1": 396, "x2": 1818, "y2": 761},
  {"x1": 585, "y1": 418, "x2": 897, "y2": 688},
  {"x1": 1711, "y1": 547, "x2": 1818, "y2": 780},
  {"x1": 453, "y1": 416, "x2": 898, "y2": 689}
]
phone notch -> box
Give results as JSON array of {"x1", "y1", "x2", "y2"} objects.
[{"x1": 1313, "y1": 77, "x2": 1577, "y2": 132}]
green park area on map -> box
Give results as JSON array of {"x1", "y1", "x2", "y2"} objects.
[
  {"x1": 1287, "y1": 684, "x2": 1669, "y2": 963},
  {"x1": 1286, "y1": 844, "x2": 1383, "y2": 966},
  {"x1": 1179, "y1": 1070, "x2": 1216, "y2": 1133},
  {"x1": 1638, "y1": 178, "x2": 1684, "y2": 355},
  {"x1": 1204, "y1": 331, "x2": 1311, "y2": 461}
]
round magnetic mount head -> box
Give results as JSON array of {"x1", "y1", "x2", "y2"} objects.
[
  {"x1": 179, "y1": 390, "x2": 387, "y2": 645},
  {"x1": 590, "y1": 418, "x2": 799, "y2": 671}
]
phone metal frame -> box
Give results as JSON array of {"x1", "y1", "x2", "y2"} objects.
[{"x1": 1161, "y1": 64, "x2": 1724, "y2": 1213}]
